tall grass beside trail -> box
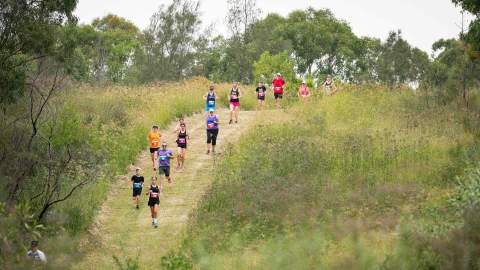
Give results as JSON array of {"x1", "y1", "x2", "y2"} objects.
[
  {"x1": 162, "y1": 86, "x2": 480, "y2": 269},
  {"x1": 29, "y1": 78, "x2": 263, "y2": 269}
]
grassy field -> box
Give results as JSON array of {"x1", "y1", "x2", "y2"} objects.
[
  {"x1": 24, "y1": 78, "x2": 267, "y2": 269},
  {"x1": 163, "y1": 85, "x2": 480, "y2": 269}
]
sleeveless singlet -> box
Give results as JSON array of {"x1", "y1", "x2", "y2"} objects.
[
  {"x1": 230, "y1": 89, "x2": 240, "y2": 102},
  {"x1": 207, "y1": 115, "x2": 218, "y2": 130},
  {"x1": 149, "y1": 185, "x2": 160, "y2": 200},
  {"x1": 206, "y1": 92, "x2": 216, "y2": 106},
  {"x1": 177, "y1": 129, "x2": 187, "y2": 145}
]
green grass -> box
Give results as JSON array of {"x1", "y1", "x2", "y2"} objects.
[
  {"x1": 166, "y1": 86, "x2": 479, "y2": 269},
  {"x1": 15, "y1": 78, "x2": 265, "y2": 269}
]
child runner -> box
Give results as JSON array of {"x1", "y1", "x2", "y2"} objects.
[
  {"x1": 228, "y1": 82, "x2": 241, "y2": 124},
  {"x1": 146, "y1": 176, "x2": 161, "y2": 228},
  {"x1": 131, "y1": 168, "x2": 144, "y2": 209},
  {"x1": 156, "y1": 142, "x2": 174, "y2": 184},
  {"x1": 256, "y1": 81, "x2": 267, "y2": 110},
  {"x1": 206, "y1": 108, "x2": 219, "y2": 154},
  {"x1": 176, "y1": 123, "x2": 189, "y2": 169}
]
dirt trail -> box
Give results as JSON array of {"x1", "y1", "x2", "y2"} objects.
[{"x1": 73, "y1": 109, "x2": 261, "y2": 270}]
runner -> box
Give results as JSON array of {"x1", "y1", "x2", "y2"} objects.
[
  {"x1": 131, "y1": 168, "x2": 144, "y2": 209},
  {"x1": 175, "y1": 117, "x2": 186, "y2": 133},
  {"x1": 228, "y1": 82, "x2": 241, "y2": 124},
  {"x1": 323, "y1": 75, "x2": 337, "y2": 95},
  {"x1": 206, "y1": 108, "x2": 219, "y2": 155},
  {"x1": 203, "y1": 85, "x2": 216, "y2": 115},
  {"x1": 255, "y1": 81, "x2": 267, "y2": 110},
  {"x1": 272, "y1": 73, "x2": 285, "y2": 109},
  {"x1": 147, "y1": 125, "x2": 161, "y2": 170},
  {"x1": 146, "y1": 176, "x2": 161, "y2": 228},
  {"x1": 298, "y1": 80, "x2": 310, "y2": 101},
  {"x1": 176, "y1": 123, "x2": 189, "y2": 170},
  {"x1": 156, "y1": 142, "x2": 174, "y2": 184}
]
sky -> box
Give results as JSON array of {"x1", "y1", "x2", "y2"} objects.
[{"x1": 74, "y1": 0, "x2": 473, "y2": 54}]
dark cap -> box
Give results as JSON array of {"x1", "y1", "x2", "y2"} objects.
[{"x1": 31, "y1": 240, "x2": 38, "y2": 247}]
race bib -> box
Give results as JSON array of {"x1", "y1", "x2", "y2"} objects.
[
  {"x1": 133, "y1": 182, "x2": 142, "y2": 189},
  {"x1": 208, "y1": 100, "x2": 215, "y2": 105},
  {"x1": 151, "y1": 140, "x2": 159, "y2": 148},
  {"x1": 150, "y1": 192, "x2": 159, "y2": 198},
  {"x1": 231, "y1": 95, "x2": 238, "y2": 99},
  {"x1": 178, "y1": 138, "x2": 186, "y2": 144},
  {"x1": 207, "y1": 123, "x2": 215, "y2": 129},
  {"x1": 258, "y1": 92, "x2": 265, "y2": 97},
  {"x1": 275, "y1": 87, "x2": 281, "y2": 91},
  {"x1": 159, "y1": 155, "x2": 167, "y2": 161}
]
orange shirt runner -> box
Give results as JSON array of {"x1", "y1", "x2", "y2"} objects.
[{"x1": 148, "y1": 131, "x2": 161, "y2": 149}]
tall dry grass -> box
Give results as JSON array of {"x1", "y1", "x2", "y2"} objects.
[{"x1": 162, "y1": 86, "x2": 479, "y2": 269}]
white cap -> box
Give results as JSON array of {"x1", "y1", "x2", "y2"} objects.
[{"x1": 209, "y1": 108, "x2": 215, "y2": 112}]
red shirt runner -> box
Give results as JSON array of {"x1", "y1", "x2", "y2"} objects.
[{"x1": 272, "y1": 78, "x2": 285, "y2": 94}]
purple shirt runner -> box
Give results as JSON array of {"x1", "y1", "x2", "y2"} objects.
[
  {"x1": 207, "y1": 115, "x2": 219, "y2": 130},
  {"x1": 157, "y1": 149, "x2": 173, "y2": 167}
]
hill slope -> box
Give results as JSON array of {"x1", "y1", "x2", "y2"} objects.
[{"x1": 73, "y1": 109, "x2": 265, "y2": 269}]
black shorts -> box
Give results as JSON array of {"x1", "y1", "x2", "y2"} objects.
[
  {"x1": 150, "y1": 147, "x2": 159, "y2": 153},
  {"x1": 274, "y1": 93, "x2": 283, "y2": 99},
  {"x1": 177, "y1": 144, "x2": 187, "y2": 149},
  {"x1": 148, "y1": 198, "x2": 159, "y2": 206},
  {"x1": 132, "y1": 188, "x2": 142, "y2": 197},
  {"x1": 257, "y1": 96, "x2": 265, "y2": 101},
  {"x1": 159, "y1": 166, "x2": 170, "y2": 177}
]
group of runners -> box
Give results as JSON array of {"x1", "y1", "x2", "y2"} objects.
[{"x1": 131, "y1": 74, "x2": 337, "y2": 228}]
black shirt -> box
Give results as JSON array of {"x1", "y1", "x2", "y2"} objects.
[
  {"x1": 256, "y1": 86, "x2": 267, "y2": 93},
  {"x1": 131, "y1": 175, "x2": 144, "y2": 189}
]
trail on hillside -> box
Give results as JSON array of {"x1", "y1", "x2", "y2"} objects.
[{"x1": 73, "y1": 109, "x2": 262, "y2": 270}]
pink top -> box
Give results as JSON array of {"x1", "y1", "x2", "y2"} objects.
[{"x1": 299, "y1": 85, "x2": 310, "y2": 96}]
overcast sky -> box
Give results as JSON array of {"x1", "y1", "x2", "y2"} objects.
[{"x1": 74, "y1": 0, "x2": 473, "y2": 54}]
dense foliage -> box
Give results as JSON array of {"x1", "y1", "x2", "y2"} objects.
[{"x1": 0, "y1": 0, "x2": 479, "y2": 269}]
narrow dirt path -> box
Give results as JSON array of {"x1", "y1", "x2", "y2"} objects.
[{"x1": 73, "y1": 109, "x2": 261, "y2": 270}]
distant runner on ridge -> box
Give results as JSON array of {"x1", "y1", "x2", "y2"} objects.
[
  {"x1": 272, "y1": 73, "x2": 285, "y2": 109},
  {"x1": 323, "y1": 75, "x2": 337, "y2": 95},
  {"x1": 256, "y1": 81, "x2": 267, "y2": 110}
]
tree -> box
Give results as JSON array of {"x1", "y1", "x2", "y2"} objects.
[
  {"x1": 0, "y1": 0, "x2": 77, "y2": 105},
  {"x1": 89, "y1": 15, "x2": 141, "y2": 82},
  {"x1": 376, "y1": 31, "x2": 430, "y2": 87},
  {"x1": 253, "y1": 51, "x2": 297, "y2": 92},
  {"x1": 131, "y1": 0, "x2": 202, "y2": 82},
  {"x1": 424, "y1": 38, "x2": 480, "y2": 105},
  {"x1": 247, "y1": 13, "x2": 291, "y2": 60},
  {"x1": 452, "y1": 0, "x2": 480, "y2": 52},
  {"x1": 280, "y1": 8, "x2": 357, "y2": 79},
  {"x1": 226, "y1": 0, "x2": 261, "y2": 41}
]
